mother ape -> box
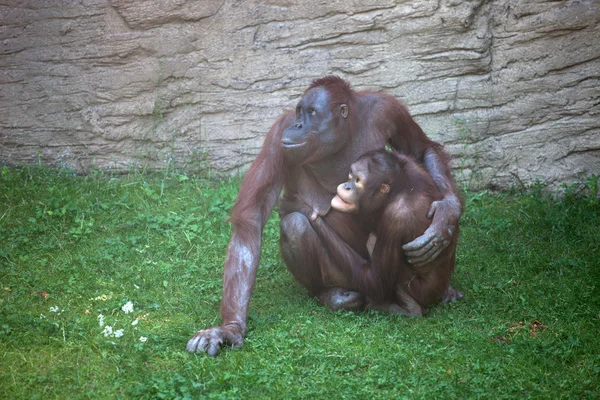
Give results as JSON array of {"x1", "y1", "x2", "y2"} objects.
[{"x1": 186, "y1": 76, "x2": 462, "y2": 356}]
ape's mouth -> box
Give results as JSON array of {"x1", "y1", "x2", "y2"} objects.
[
  {"x1": 281, "y1": 141, "x2": 307, "y2": 149},
  {"x1": 331, "y1": 194, "x2": 357, "y2": 214},
  {"x1": 335, "y1": 195, "x2": 351, "y2": 205}
]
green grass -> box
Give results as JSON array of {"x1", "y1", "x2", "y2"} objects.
[{"x1": 0, "y1": 165, "x2": 599, "y2": 399}]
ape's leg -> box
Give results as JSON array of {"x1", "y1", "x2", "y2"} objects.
[
  {"x1": 280, "y1": 212, "x2": 365, "y2": 311},
  {"x1": 319, "y1": 287, "x2": 364, "y2": 311},
  {"x1": 366, "y1": 291, "x2": 423, "y2": 316},
  {"x1": 441, "y1": 242, "x2": 462, "y2": 303},
  {"x1": 394, "y1": 288, "x2": 424, "y2": 317}
]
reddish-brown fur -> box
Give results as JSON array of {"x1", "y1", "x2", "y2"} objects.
[
  {"x1": 348, "y1": 150, "x2": 457, "y2": 312},
  {"x1": 186, "y1": 76, "x2": 462, "y2": 356}
]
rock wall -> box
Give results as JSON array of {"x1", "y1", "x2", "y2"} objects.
[{"x1": 1, "y1": 0, "x2": 599, "y2": 190}]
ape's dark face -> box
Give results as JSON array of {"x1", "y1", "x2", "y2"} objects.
[
  {"x1": 281, "y1": 87, "x2": 348, "y2": 164},
  {"x1": 331, "y1": 156, "x2": 391, "y2": 215}
]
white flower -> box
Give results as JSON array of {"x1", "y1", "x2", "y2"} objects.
[
  {"x1": 98, "y1": 314, "x2": 105, "y2": 327},
  {"x1": 131, "y1": 318, "x2": 139, "y2": 326},
  {"x1": 90, "y1": 293, "x2": 112, "y2": 301},
  {"x1": 114, "y1": 329, "x2": 124, "y2": 338},
  {"x1": 121, "y1": 301, "x2": 134, "y2": 314},
  {"x1": 139, "y1": 336, "x2": 148, "y2": 343},
  {"x1": 103, "y1": 326, "x2": 114, "y2": 337},
  {"x1": 40, "y1": 314, "x2": 46, "y2": 319},
  {"x1": 49, "y1": 306, "x2": 60, "y2": 313}
]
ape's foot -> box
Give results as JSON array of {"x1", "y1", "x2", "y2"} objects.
[
  {"x1": 442, "y1": 285, "x2": 464, "y2": 304},
  {"x1": 366, "y1": 301, "x2": 422, "y2": 317},
  {"x1": 319, "y1": 287, "x2": 365, "y2": 311}
]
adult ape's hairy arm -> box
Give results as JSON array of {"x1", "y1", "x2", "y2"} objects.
[
  {"x1": 186, "y1": 115, "x2": 289, "y2": 356},
  {"x1": 385, "y1": 101, "x2": 462, "y2": 267},
  {"x1": 402, "y1": 146, "x2": 462, "y2": 266}
]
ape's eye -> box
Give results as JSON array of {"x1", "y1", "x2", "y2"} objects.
[
  {"x1": 355, "y1": 177, "x2": 360, "y2": 184},
  {"x1": 308, "y1": 108, "x2": 316, "y2": 116}
]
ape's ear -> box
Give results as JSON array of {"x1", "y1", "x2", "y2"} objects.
[
  {"x1": 340, "y1": 104, "x2": 349, "y2": 119},
  {"x1": 380, "y1": 184, "x2": 390, "y2": 194}
]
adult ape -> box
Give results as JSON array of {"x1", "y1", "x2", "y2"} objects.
[
  {"x1": 331, "y1": 149, "x2": 460, "y2": 316},
  {"x1": 186, "y1": 76, "x2": 462, "y2": 356}
]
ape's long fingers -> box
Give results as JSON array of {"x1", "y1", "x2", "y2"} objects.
[
  {"x1": 409, "y1": 243, "x2": 446, "y2": 266},
  {"x1": 403, "y1": 237, "x2": 436, "y2": 258}
]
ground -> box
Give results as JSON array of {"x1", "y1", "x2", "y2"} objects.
[{"x1": 0, "y1": 165, "x2": 599, "y2": 399}]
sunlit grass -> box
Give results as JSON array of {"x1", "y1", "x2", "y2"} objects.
[{"x1": 1, "y1": 165, "x2": 599, "y2": 399}]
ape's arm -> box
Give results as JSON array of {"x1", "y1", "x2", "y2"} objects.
[
  {"x1": 385, "y1": 105, "x2": 462, "y2": 267},
  {"x1": 402, "y1": 145, "x2": 462, "y2": 266},
  {"x1": 186, "y1": 115, "x2": 289, "y2": 356}
]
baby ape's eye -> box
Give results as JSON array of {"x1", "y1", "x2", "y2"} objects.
[{"x1": 355, "y1": 177, "x2": 360, "y2": 183}]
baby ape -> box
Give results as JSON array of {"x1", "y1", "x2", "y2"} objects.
[
  {"x1": 331, "y1": 149, "x2": 460, "y2": 315},
  {"x1": 187, "y1": 76, "x2": 462, "y2": 356}
]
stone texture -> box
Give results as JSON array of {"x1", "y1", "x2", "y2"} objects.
[{"x1": 0, "y1": 0, "x2": 599, "y2": 190}]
